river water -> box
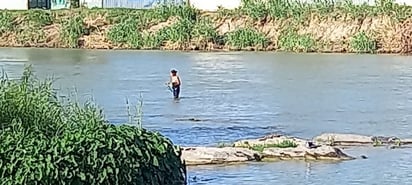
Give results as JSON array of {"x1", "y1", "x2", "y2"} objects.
[{"x1": 1, "y1": 48, "x2": 412, "y2": 184}]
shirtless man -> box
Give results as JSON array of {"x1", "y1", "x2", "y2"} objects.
[{"x1": 169, "y1": 69, "x2": 181, "y2": 99}]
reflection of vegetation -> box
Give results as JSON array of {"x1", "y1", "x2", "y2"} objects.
[{"x1": 0, "y1": 66, "x2": 186, "y2": 184}]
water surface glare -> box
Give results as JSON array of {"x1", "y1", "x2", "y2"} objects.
[{"x1": 1, "y1": 48, "x2": 412, "y2": 184}]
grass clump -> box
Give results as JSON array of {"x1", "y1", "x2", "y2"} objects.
[
  {"x1": 107, "y1": 5, "x2": 201, "y2": 49},
  {"x1": 0, "y1": 66, "x2": 186, "y2": 185},
  {"x1": 350, "y1": 31, "x2": 377, "y2": 53},
  {"x1": 0, "y1": 11, "x2": 15, "y2": 35},
  {"x1": 191, "y1": 18, "x2": 219, "y2": 47},
  {"x1": 278, "y1": 28, "x2": 316, "y2": 52},
  {"x1": 225, "y1": 28, "x2": 269, "y2": 50},
  {"x1": 60, "y1": 14, "x2": 85, "y2": 48},
  {"x1": 241, "y1": 0, "x2": 268, "y2": 20},
  {"x1": 107, "y1": 17, "x2": 144, "y2": 49},
  {"x1": 249, "y1": 140, "x2": 298, "y2": 152}
]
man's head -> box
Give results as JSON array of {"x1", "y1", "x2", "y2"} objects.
[{"x1": 171, "y1": 69, "x2": 178, "y2": 75}]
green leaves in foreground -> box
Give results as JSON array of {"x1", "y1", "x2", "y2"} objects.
[{"x1": 0, "y1": 66, "x2": 186, "y2": 185}]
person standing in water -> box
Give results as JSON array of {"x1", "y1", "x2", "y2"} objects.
[{"x1": 169, "y1": 69, "x2": 181, "y2": 99}]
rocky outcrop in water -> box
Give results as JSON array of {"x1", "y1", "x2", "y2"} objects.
[
  {"x1": 181, "y1": 147, "x2": 261, "y2": 165},
  {"x1": 314, "y1": 133, "x2": 412, "y2": 147},
  {"x1": 182, "y1": 133, "x2": 412, "y2": 166},
  {"x1": 182, "y1": 133, "x2": 355, "y2": 166}
]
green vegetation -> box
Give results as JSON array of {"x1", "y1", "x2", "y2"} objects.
[
  {"x1": 0, "y1": 0, "x2": 412, "y2": 53},
  {"x1": 350, "y1": 31, "x2": 377, "y2": 53},
  {"x1": 0, "y1": 11, "x2": 14, "y2": 35},
  {"x1": 239, "y1": 0, "x2": 412, "y2": 22},
  {"x1": 0, "y1": 66, "x2": 186, "y2": 185},
  {"x1": 61, "y1": 14, "x2": 85, "y2": 48},
  {"x1": 242, "y1": 140, "x2": 298, "y2": 152},
  {"x1": 225, "y1": 28, "x2": 269, "y2": 50},
  {"x1": 278, "y1": 28, "x2": 316, "y2": 52},
  {"x1": 107, "y1": 5, "x2": 217, "y2": 50}
]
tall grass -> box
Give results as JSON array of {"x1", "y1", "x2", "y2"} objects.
[
  {"x1": 225, "y1": 28, "x2": 269, "y2": 50},
  {"x1": 61, "y1": 14, "x2": 84, "y2": 48},
  {"x1": 278, "y1": 28, "x2": 316, "y2": 52},
  {"x1": 0, "y1": 11, "x2": 14, "y2": 35},
  {"x1": 0, "y1": 66, "x2": 186, "y2": 184},
  {"x1": 350, "y1": 31, "x2": 377, "y2": 53},
  {"x1": 239, "y1": 0, "x2": 412, "y2": 22}
]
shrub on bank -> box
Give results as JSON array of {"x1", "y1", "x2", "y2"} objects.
[
  {"x1": 0, "y1": 66, "x2": 186, "y2": 185},
  {"x1": 225, "y1": 28, "x2": 269, "y2": 50},
  {"x1": 350, "y1": 31, "x2": 377, "y2": 53},
  {"x1": 278, "y1": 28, "x2": 316, "y2": 52}
]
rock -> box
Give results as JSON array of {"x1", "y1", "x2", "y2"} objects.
[
  {"x1": 314, "y1": 133, "x2": 412, "y2": 146},
  {"x1": 181, "y1": 133, "x2": 412, "y2": 166},
  {"x1": 176, "y1": 118, "x2": 202, "y2": 122},
  {"x1": 233, "y1": 134, "x2": 307, "y2": 148},
  {"x1": 314, "y1": 133, "x2": 376, "y2": 146},
  {"x1": 228, "y1": 134, "x2": 353, "y2": 161},
  {"x1": 261, "y1": 145, "x2": 355, "y2": 161},
  {"x1": 181, "y1": 147, "x2": 261, "y2": 166}
]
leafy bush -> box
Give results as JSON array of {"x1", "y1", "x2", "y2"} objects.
[
  {"x1": 107, "y1": 17, "x2": 144, "y2": 49},
  {"x1": 0, "y1": 66, "x2": 186, "y2": 185},
  {"x1": 278, "y1": 28, "x2": 316, "y2": 52},
  {"x1": 350, "y1": 31, "x2": 377, "y2": 53},
  {"x1": 225, "y1": 28, "x2": 269, "y2": 50},
  {"x1": 0, "y1": 11, "x2": 14, "y2": 35},
  {"x1": 60, "y1": 14, "x2": 85, "y2": 48}
]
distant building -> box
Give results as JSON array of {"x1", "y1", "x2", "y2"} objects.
[
  {"x1": 80, "y1": 0, "x2": 185, "y2": 9},
  {"x1": 0, "y1": 0, "x2": 410, "y2": 10},
  {"x1": 0, "y1": 0, "x2": 70, "y2": 10},
  {"x1": 189, "y1": 0, "x2": 241, "y2": 11},
  {"x1": 0, "y1": 0, "x2": 29, "y2": 10}
]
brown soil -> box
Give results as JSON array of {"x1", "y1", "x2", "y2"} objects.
[{"x1": 0, "y1": 11, "x2": 411, "y2": 54}]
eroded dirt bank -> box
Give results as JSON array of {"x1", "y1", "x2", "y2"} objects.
[{"x1": 1, "y1": 3, "x2": 412, "y2": 54}]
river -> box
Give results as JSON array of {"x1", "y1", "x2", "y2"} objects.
[{"x1": 1, "y1": 48, "x2": 412, "y2": 184}]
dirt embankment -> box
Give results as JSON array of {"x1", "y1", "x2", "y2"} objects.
[{"x1": 0, "y1": 8, "x2": 412, "y2": 54}]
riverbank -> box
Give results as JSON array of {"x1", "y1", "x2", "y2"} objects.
[
  {"x1": 1, "y1": 0, "x2": 412, "y2": 54},
  {"x1": 182, "y1": 132, "x2": 412, "y2": 166}
]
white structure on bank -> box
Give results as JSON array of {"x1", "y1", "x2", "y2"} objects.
[
  {"x1": 0, "y1": 0, "x2": 28, "y2": 10},
  {"x1": 189, "y1": 0, "x2": 241, "y2": 11},
  {"x1": 0, "y1": 0, "x2": 411, "y2": 10},
  {"x1": 80, "y1": 0, "x2": 102, "y2": 8}
]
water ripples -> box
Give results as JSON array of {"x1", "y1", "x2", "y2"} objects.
[{"x1": 3, "y1": 49, "x2": 412, "y2": 184}]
